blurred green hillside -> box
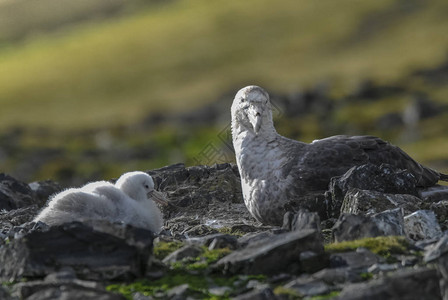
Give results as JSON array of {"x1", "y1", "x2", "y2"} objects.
[{"x1": 0, "y1": 0, "x2": 447, "y2": 184}]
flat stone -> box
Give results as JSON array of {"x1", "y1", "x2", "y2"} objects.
[
  {"x1": 215, "y1": 229, "x2": 324, "y2": 275},
  {"x1": 0, "y1": 221, "x2": 154, "y2": 281},
  {"x1": 404, "y1": 210, "x2": 442, "y2": 241},
  {"x1": 336, "y1": 267, "x2": 441, "y2": 300}
]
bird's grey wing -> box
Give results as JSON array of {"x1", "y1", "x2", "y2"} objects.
[{"x1": 283, "y1": 135, "x2": 440, "y2": 189}]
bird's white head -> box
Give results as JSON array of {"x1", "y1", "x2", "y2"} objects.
[
  {"x1": 115, "y1": 171, "x2": 155, "y2": 202},
  {"x1": 231, "y1": 85, "x2": 275, "y2": 136},
  {"x1": 115, "y1": 171, "x2": 168, "y2": 206}
]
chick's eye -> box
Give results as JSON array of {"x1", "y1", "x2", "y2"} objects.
[{"x1": 144, "y1": 184, "x2": 149, "y2": 189}]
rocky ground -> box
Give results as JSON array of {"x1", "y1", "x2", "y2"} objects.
[{"x1": 1, "y1": 163, "x2": 448, "y2": 299}]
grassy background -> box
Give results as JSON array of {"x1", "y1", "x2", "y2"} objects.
[{"x1": 0, "y1": 0, "x2": 447, "y2": 184}]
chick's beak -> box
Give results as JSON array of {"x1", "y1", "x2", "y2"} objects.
[{"x1": 148, "y1": 190, "x2": 169, "y2": 206}]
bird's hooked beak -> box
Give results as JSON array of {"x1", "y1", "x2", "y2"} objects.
[
  {"x1": 248, "y1": 104, "x2": 263, "y2": 134},
  {"x1": 148, "y1": 190, "x2": 169, "y2": 206}
]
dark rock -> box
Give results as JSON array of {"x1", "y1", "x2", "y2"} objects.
[
  {"x1": 332, "y1": 209, "x2": 405, "y2": 242},
  {"x1": 282, "y1": 209, "x2": 321, "y2": 232},
  {"x1": 404, "y1": 210, "x2": 442, "y2": 241},
  {"x1": 330, "y1": 163, "x2": 419, "y2": 213},
  {"x1": 148, "y1": 163, "x2": 242, "y2": 207},
  {"x1": 336, "y1": 267, "x2": 441, "y2": 300},
  {"x1": 162, "y1": 245, "x2": 203, "y2": 264},
  {"x1": 28, "y1": 180, "x2": 63, "y2": 207},
  {"x1": 0, "y1": 173, "x2": 36, "y2": 211},
  {"x1": 232, "y1": 287, "x2": 278, "y2": 300},
  {"x1": 330, "y1": 248, "x2": 383, "y2": 269},
  {"x1": 148, "y1": 163, "x2": 257, "y2": 230},
  {"x1": 0, "y1": 221, "x2": 154, "y2": 281},
  {"x1": 340, "y1": 188, "x2": 422, "y2": 215},
  {"x1": 214, "y1": 229, "x2": 324, "y2": 275}
]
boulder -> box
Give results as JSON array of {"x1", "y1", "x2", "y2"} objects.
[
  {"x1": 333, "y1": 209, "x2": 405, "y2": 242},
  {"x1": 0, "y1": 221, "x2": 154, "y2": 281},
  {"x1": 404, "y1": 210, "x2": 442, "y2": 241},
  {"x1": 282, "y1": 209, "x2": 321, "y2": 232},
  {"x1": 28, "y1": 180, "x2": 63, "y2": 207},
  {"x1": 336, "y1": 267, "x2": 441, "y2": 300},
  {"x1": 214, "y1": 229, "x2": 324, "y2": 275},
  {"x1": 0, "y1": 173, "x2": 36, "y2": 211},
  {"x1": 330, "y1": 248, "x2": 383, "y2": 269},
  {"x1": 330, "y1": 163, "x2": 419, "y2": 214},
  {"x1": 340, "y1": 189, "x2": 422, "y2": 215}
]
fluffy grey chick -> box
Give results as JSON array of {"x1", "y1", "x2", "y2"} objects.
[{"x1": 34, "y1": 171, "x2": 166, "y2": 233}]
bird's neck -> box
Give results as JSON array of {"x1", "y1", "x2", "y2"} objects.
[{"x1": 231, "y1": 119, "x2": 280, "y2": 163}]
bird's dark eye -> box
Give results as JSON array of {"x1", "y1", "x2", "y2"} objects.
[{"x1": 144, "y1": 184, "x2": 149, "y2": 188}]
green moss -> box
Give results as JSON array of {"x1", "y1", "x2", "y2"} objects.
[
  {"x1": 107, "y1": 273, "x2": 266, "y2": 300},
  {"x1": 310, "y1": 291, "x2": 340, "y2": 299},
  {"x1": 153, "y1": 241, "x2": 185, "y2": 261},
  {"x1": 170, "y1": 246, "x2": 232, "y2": 271},
  {"x1": 215, "y1": 227, "x2": 246, "y2": 237},
  {"x1": 325, "y1": 236, "x2": 409, "y2": 259},
  {"x1": 361, "y1": 272, "x2": 373, "y2": 281},
  {"x1": 273, "y1": 286, "x2": 303, "y2": 299}
]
